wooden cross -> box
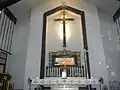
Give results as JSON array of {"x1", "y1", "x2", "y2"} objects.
[{"x1": 54, "y1": 13, "x2": 74, "y2": 47}]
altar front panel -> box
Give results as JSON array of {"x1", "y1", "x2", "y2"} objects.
[{"x1": 51, "y1": 88, "x2": 78, "y2": 90}]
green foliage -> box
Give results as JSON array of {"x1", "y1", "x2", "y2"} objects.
[
  {"x1": 0, "y1": 73, "x2": 12, "y2": 90},
  {"x1": 60, "y1": 65, "x2": 70, "y2": 70},
  {"x1": 49, "y1": 72, "x2": 56, "y2": 77},
  {"x1": 74, "y1": 72, "x2": 83, "y2": 77},
  {"x1": 49, "y1": 51, "x2": 80, "y2": 58},
  {"x1": 0, "y1": 73, "x2": 12, "y2": 81}
]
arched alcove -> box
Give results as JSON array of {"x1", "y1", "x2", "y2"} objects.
[{"x1": 40, "y1": 5, "x2": 91, "y2": 81}]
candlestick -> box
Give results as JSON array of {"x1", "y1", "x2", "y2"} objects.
[
  {"x1": 62, "y1": 69, "x2": 67, "y2": 79},
  {"x1": 59, "y1": 67, "x2": 60, "y2": 77},
  {"x1": 70, "y1": 67, "x2": 71, "y2": 77}
]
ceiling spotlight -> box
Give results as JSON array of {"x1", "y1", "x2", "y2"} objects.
[{"x1": 0, "y1": 11, "x2": 1, "y2": 13}]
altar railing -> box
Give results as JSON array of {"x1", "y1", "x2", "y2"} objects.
[
  {"x1": 45, "y1": 66, "x2": 86, "y2": 77},
  {"x1": 109, "y1": 81, "x2": 120, "y2": 90}
]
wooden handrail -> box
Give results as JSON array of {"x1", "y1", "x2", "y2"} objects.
[
  {"x1": 0, "y1": 49, "x2": 11, "y2": 55},
  {"x1": 113, "y1": 8, "x2": 120, "y2": 21}
]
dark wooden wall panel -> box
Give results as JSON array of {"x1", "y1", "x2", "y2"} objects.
[{"x1": 0, "y1": 0, "x2": 21, "y2": 10}]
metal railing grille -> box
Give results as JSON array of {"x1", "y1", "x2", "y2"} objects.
[
  {"x1": 109, "y1": 81, "x2": 120, "y2": 90},
  {"x1": 0, "y1": 9, "x2": 15, "y2": 53},
  {"x1": 45, "y1": 66, "x2": 85, "y2": 77},
  {"x1": 116, "y1": 17, "x2": 120, "y2": 37},
  {"x1": 0, "y1": 8, "x2": 16, "y2": 73},
  {"x1": 0, "y1": 51, "x2": 7, "y2": 73}
]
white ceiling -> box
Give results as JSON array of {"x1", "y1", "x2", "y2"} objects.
[
  {"x1": 88, "y1": 0, "x2": 117, "y2": 15},
  {"x1": 9, "y1": 0, "x2": 118, "y2": 18},
  {"x1": 26, "y1": 0, "x2": 117, "y2": 14},
  {"x1": 0, "y1": 0, "x2": 8, "y2": 3}
]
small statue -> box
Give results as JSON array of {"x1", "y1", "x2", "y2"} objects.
[
  {"x1": 28, "y1": 78, "x2": 32, "y2": 90},
  {"x1": 28, "y1": 78, "x2": 32, "y2": 85},
  {"x1": 99, "y1": 77, "x2": 108, "y2": 90},
  {"x1": 99, "y1": 77, "x2": 104, "y2": 85}
]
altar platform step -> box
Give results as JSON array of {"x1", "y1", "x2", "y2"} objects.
[
  {"x1": 31, "y1": 77, "x2": 98, "y2": 90},
  {"x1": 35, "y1": 87, "x2": 96, "y2": 90}
]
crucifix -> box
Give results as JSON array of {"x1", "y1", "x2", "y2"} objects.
[{"x1": 54, "y1": 11, "x2": 74, "y2": 48}]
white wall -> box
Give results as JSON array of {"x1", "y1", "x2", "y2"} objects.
[
  {"x1": 24, "y1": 0, "x2": 109, "y2": 89},
  {"x1": 6, "y1": 3, "x2": 31, "y2": 89},
  {"x1": 98, "y1": 9, "x2": 120, "y2": 81}
]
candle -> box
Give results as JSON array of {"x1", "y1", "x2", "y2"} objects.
[{"x1": 62, "y1": 69, "x2": 67, "y2": 79}]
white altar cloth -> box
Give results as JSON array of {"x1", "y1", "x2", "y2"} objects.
[{"x1": 31, "y1": 77, "x2": 98, "y2": 86}]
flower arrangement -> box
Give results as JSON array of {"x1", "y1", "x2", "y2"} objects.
[
  {"x1": 49, "y1": 72, "x2": 56, "y2": 77},
  {"x1": 60, "y1": 65, "x2": 69, "y2": 71},
  {"x1": 74, "y1": 72, "x2": 83, "y2": 77}
]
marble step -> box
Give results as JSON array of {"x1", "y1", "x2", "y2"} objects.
[{"x1": 35, "y1": 87, "x2": 96, "y2": 90}]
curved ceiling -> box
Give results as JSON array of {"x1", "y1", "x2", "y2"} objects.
[
  {"x1": 8, "y1": 0, "x2": 118, "y2": 18},
  {"x1": 24, "y1": 0, "x2": 117, "y2": 15},
  {"x1": 0, "y1": 0, "x2": 21, "y2": 10},
  {"x1": 87, "y1": 0, "x2": 117, "y2": 15}
]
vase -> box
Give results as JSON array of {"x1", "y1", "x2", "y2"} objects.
[{"x1": 62, "y1": 69, "x2": 67, "y2": 79}]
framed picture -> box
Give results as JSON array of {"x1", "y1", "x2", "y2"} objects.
[
  {"x1": 49, "y1": 50, "x2": 81, "y2": 66},
  {"x1": 52, "y1": 55, "x2": 77, "y2": 66}
]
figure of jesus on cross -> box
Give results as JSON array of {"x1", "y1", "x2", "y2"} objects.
[{"x1": 54, "y1": 11, "x2": 74, "y2": 48}]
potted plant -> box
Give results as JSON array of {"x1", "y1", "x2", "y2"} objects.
[{"x1": 0, "y1": 73, "x2": 12, "y2": 90}]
